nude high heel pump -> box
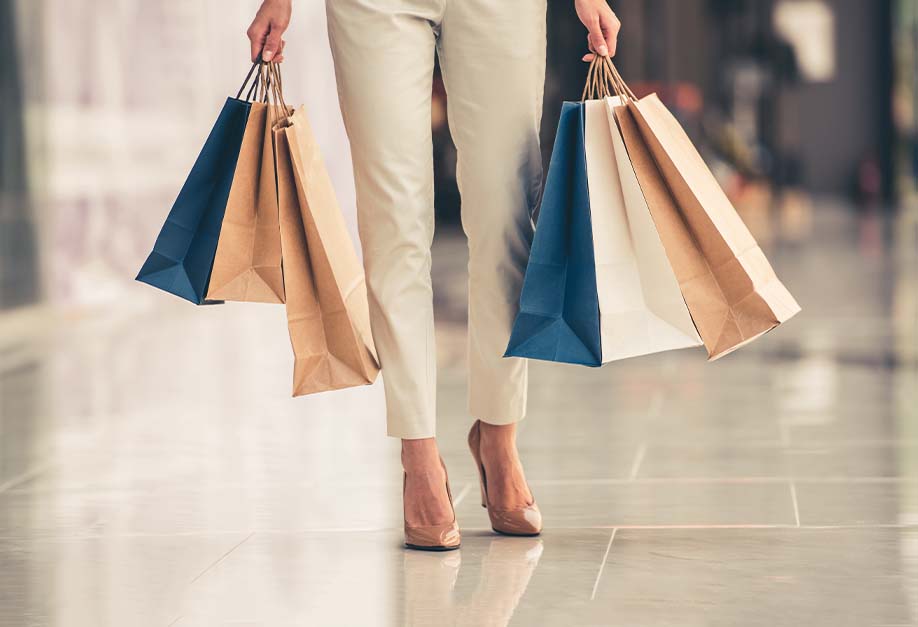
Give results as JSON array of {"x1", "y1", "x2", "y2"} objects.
[
  {"x1": 403, "y1": 457, "x2": 461, "y2": 551},
  {"x1": 468, "y1": 420, "x2": 542, "y2": 536}
]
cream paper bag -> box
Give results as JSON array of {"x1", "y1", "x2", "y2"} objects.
[{"x1": 583, "y1": 97, "x2": 701, "y2": 362}]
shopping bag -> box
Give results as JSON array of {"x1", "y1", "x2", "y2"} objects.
[
  {"x1": 205, "y1": 100, "x2": 286, "y2": 303},
  {"x1": 271, "y1": 69, "x2": 378, "y2": 394},
  {"x1": 136, "y1": 68, "x2": 257, "y2": 304},
  {"x1": 606, "y1": 60, "x2": 800, "y2": 359},
  {"x1": 584, "y1": 96, "x2": 702, "y2": 361},
  {"x1": 505, "y1": 101, "x2": 602, "y2": 366}
]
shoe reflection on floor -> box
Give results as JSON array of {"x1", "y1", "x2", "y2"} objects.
[{"x1": 402, "y1": 536, "x2": 544, "y2": 627}]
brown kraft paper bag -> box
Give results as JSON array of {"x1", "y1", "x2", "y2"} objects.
[
  {"x1": 614, "y1": 97, "x2": 801, "y2": 360},
  {"x1": 275, "y1": 108, "x2": 379, "y2": 395},
  {"x1": 206, "y1": 102, "x2": 286, "y2": 303}
]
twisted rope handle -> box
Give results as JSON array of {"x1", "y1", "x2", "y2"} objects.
[
  {"x1": 581, "y1": 56, "x2": 636, "y2": 102},
  {"x1": 245, "y1": 61, "x2": 290, "y2": 128},
  {"x1": 266, "y1": 62, "x2": 289, "y2": 120},
  {"x1": 605, "y1": 58, "x2": 636, "y2": 101},
  {"x1": 234, "y1": 60, "x2": 281, "y2": 104}
]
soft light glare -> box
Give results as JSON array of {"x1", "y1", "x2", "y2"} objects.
[{"x1": 773, "y1": 0, "x2": 837, "y2": 82}]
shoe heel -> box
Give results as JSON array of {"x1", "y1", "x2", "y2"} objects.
[{"x1": 467, "y1": 419, "x2": 543, "y2": 537}]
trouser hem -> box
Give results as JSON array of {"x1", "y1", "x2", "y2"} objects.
[
  {"x1": 387, "y1": 423, "x2": 437, "y2": 440},
  {"x1": 468, "y1": 405, "x2": 527, "y2": 427}
]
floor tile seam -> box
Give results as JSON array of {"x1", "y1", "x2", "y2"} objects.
[
  {"x1": 187, "y1": 530, "x2": 256, "y2": 585},
  {"x1": 2, "y1": 522, "x2": 916, "y2": 542},
  {"x1": 3, "y1": 474, "x2": 913, "y2": 498},
  {"x1": 590, "y1": 528, "x2": 617, "y2": 601}
]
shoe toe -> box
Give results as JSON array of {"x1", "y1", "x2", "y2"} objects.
[
  {"x1": 405, "y1": 521, "x2": 462, "y2": 550},
  {"x1": 490, "y1": 503, "x2": 542, "y2": 536}
]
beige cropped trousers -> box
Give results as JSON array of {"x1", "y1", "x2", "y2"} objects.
[{"x1": 326, "y1": 0, "x2": 547, "y2": 439}]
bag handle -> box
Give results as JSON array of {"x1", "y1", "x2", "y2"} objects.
[
  {"x1": 606, "y1": 58, "x2": 636, "y2": 100},
  {"x1": 258, "y1": 62, "x2": 274, "y2": 103},
  {"x1": 236, "y1": 62, "x2": 261, "y2": 100},
  {"x1": 268, "y1": 62, "x2": 287, "y2": 111},
  {"x1": 260, "y1": 61, "x2": 290, "y2": 127},
  {"x1": 580, "y1": 56, "x2": 636, "y2": 102},
  {"x1": 581, "y1": 56, "x2": 610, "y2": 101},
  {"x1": 233, "y1": 60, "x2": 291, "y2": 124},
  {"x1": 236, "y1": 58, "x2": 285, "y2": 104}
]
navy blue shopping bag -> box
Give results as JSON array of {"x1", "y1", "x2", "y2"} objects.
[
  {"x1": 504, "y1": 101, "x2": 601, "y2": 366},
  {"x1": 136, "y1": 67, "x2": 260, "y2": 304}
]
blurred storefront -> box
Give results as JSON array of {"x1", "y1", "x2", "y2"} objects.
[
  {"x1": 430, "y1": 0, "x2": 896, "y2": 230},
  {"x1": 894, "y1": 0, "x2": 918, "y2": 204},
  {"x1": 595, "y1": 0, "x2": 893, "y2": 207}
]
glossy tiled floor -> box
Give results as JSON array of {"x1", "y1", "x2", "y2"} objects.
[{"x1": 2, "y1": 204, "x2": 918, "y2": 626}]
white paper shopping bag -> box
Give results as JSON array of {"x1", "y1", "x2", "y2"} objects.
[{"x1": 582, "y1": 97, "x2": 702, "y2": 362}]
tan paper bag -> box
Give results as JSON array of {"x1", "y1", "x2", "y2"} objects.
[
  {"x1": 206, "y1": 102, "x2": 286, "y2": 303},
  {"x1": 615, "y1": 96, "x2": 800, "y2": 360},
  {"x1": 275, "y1": 108, "x2": 379, "y2": 395}
]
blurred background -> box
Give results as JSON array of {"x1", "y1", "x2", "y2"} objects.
[
  {"x1": 2, "y1": 1, "x2": 918, "y2": 625},
  {"x1": 0, "y1": 0, "x2": 911, "y2": 311}
]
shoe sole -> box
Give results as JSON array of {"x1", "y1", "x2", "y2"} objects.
[
  {"x1": 405, "y1": 542, "x2": 461, "y2": 552},
  {"x1": 492, "y1": 528, "x2": 541, "y2": 537}
]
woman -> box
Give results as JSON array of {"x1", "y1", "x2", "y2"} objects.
[{"x1": 247, "y1": 0, "x2": 621, "y2": 551}]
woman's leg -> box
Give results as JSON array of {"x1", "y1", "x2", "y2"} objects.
[
  {"x1": 326, "y1": 0, "x2": 453, "y2": 526},
  {"x1": 437, "y1": 0, "x2": 547, "y2": 507}
]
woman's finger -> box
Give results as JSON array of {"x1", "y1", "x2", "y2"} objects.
[
  {"x1": 262, "y1": 17, "x2": 288, "y2": 61},
  {"x1": 601, "y1": 11, "x2": 621, "y2": 57},
  {"x1": 274, "y1": 39, "x2": 286, "y2": 63},
  {"x1": 246, "y1": 18, "x2": 269, "y2": 62},
  {"x1": 586, "y1": 16, "x2": 609, "y2": 57},
  {"x1": 583, "y1": 34, "x2": 596, "y2": 62}
]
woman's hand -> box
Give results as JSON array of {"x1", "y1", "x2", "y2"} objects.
[
  {"x1": 575, "y1": 0, "x2": 620, "y2": 62},
  {"x1": 247, "y1": 0, "x2": 292, "y2": 62}
]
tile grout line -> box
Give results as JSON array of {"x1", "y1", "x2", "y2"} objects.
[
  {"x1": 779, "y1": 420, "x2": 801, "y2": 528},
  {"x1": 451, "y1": 482, "x2": 474, "y2": 508},
  {"x1": 590, "y1": 528, "x2": 617, "y2": 601},
  {"x1": 628, "y1": 443, "x2": 647, "y2": 480},
  {"x1": 3, "y1": 521, "x2": 917, "y2": 543},
  {"x1": 626, "y1": 390, "x2": 661, "y2": 483},
  {"x1": 6, "y1": 474, "x2": 912, "y2": 498},
  {"x1": 0, "y1": 461, "x2": 58, "y2": 495},
  {"x1": 647, "y1": 390, "x2": 665, "y2": 419},
  {"x1": 789, "y1": 481, "x2": 801, "y2": 527},
  {"x1": 6, "y1": 475, "x2": 914, "y2": 498},
  {"x1": 188, "y1": 531, "x2": 255, "y2": 585}
]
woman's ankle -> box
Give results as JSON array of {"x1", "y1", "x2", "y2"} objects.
[
  {"x1": 401, "y1": 437, "x2": 442, "y2": 472},
  {"x1": 478, "y1": 421, "x2": 518, "y2": 452}
]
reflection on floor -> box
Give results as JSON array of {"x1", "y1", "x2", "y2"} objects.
[{"x1": 1, "y1": 203, "x2": 917, "y2": 626}]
